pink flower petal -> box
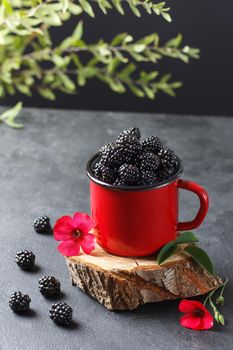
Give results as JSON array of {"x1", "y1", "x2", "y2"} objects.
[
  {"x1": 73, "y1": 212, "x2": 95, "y2": 234},
  {"x1": 199, "y1": 312, "x2": 214, "y2": 330},
  {"x1": 80, "y1": 233, "x2": 96, "y2": 254},
  {"x1": 179, "y1": 300, "x2": 203, "y2": 313},
  {"x1": 53, "y1": 215, "x2": 74, "y2": 241},
  {"x1": 57, "y1": 239, "x2": 81, "y2": 257},
  {"x1": 179, "y1": 313, "x2": 202, "y2": 330}
]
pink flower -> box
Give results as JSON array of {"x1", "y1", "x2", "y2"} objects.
[
  {"x1": 178, "y1": 299, "x2": 214, "y2": 331},
  {"x1": 53, "y1": 212, "x2": 96, "y2": 257}
]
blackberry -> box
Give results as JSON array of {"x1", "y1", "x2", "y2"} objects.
[
  {"x1": 118, "y1": 164, "x2": 140, "y2": 185},
  {"x1": 38, "y1": 276, "x2": 61, "y2": 297},
  {"x1": 99, "y1": 142, "x2": 115, "y2": 155},
  {"x1": 125, "y1": 142, "x2": 143, "y2": 164},
  {"x1": 49, "y1": 302, "x2": 73, "y2": 326},
  {"x1": 157, "y1": 167, "x2": 175, "y2": 182},
  {"x1": 158, "y1": 148, "x2": 176, "y2": 169},
  {"x1": 101, "y1": 146, "x2": 125, "y2": 167},
  {"x1": 140, "y1": 152, "x2": 160, "y2": 171},
  {"x1": 9, "y1": 291, "x2": 31, "y2": 312},
  {"x1": 116, "y1": 133, "x2": 139, "y2": 147},
  {"x1": 93, "y1": 162, "x2": 116, "y2": 184},
  {"x1": 15, "y1": 250, "x2": 35, "y2": 270},
  {"x1": 33, "y1": 216, "x2": 51, "y2": 234},
  {"x1": 122, "y1": 127, "x2": 141, "y2": 140},
  {"x1": 142, "y1": 136, "x2": 163, "y2": 154},
  {"x1": 101, "y1": 166, "x2": 116, "y2": 184},
  {"x1": 113, "y1": 178, "x2": 126, "y2": 186},
  {"x1": 93, "y1": 161, "x2": 105, "y2": 179},
  {"x1": 141, "y1": 170, "x2": 158, "y2": 185}
]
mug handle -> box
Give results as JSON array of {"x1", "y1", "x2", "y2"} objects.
[{"x1": 177, "y1": 179, "x2": 209, "y2": 231}]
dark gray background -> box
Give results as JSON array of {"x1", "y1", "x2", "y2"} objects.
[
  {"x1": 2, "y1": 0, "x2": 233, "y2": 116},
  {"x1": 0, "y1": 108, "x2": 233, "y2": 350}
]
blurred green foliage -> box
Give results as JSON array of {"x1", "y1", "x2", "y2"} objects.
[{"x1": 0, "y1": 0, "x2": 200, "y2": 127}]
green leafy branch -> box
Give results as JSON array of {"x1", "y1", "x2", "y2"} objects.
[
  {"x1": 0, "y1": 1, "x2": 200, "y2": 127},
  {"x1": 157, "y1": 231, "x2": 214, "y2": 275},
  {"x1": 0, "y1": 0, "x2": 172, "y2": 37},
  {"x1": 0, "y1": 22, "x2": 199, "y2": 103}
]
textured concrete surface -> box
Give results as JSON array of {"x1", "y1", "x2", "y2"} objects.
[{"x1": 0, "y1": 108, "x2": 232, "y2": 350}]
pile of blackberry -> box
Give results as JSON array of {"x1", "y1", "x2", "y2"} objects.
[{"x1": 93, "y1": 127, "x2": 179, "y2": 186}]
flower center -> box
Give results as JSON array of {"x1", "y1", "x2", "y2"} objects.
[
  {"x1": 73, "y1": 229, "x2": 82, "y2": 238},
  {"x1": 193, "y1": 309, "x2": 204, "y2": 318}
]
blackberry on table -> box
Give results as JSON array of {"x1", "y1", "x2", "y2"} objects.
[
  {"x1": 15, "y1": 250, "x2": 35, "y2": 270},
  {"x1": 158, "y1": 148, "x2": 176, "y2": 169},
  {"x1": 141, "y1": 170, "x2": 158, "y2": 185},
  {"x1": 9, "y1": 291, "x2": 31, "y2": 312},
  {"x1": 118, "y1": 164, "x2": 140, "y2": 185},
  {"x1": 38, "y1": 276, "x2": 61, "y2": 297},
  {"x1": 33, "y1": 216, "x2": 51, "y2": 234},
  {"x1": 142, "y1": 136, "x2": 163, "y2": 154},
  {"x1": 140, "y1": 152, "x2": 160, "y2": 171},
  {"x1": 49, "y1": 302, "x2": 73, "y2": 326}
]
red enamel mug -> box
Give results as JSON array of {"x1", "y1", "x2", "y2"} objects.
[{"x1": 86, "y1": 154, "x2": 209, "y2": 257}]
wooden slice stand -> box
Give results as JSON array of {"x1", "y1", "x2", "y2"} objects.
[{"x1": 66, "y1": 244, "x2": 222, "y2": 311}]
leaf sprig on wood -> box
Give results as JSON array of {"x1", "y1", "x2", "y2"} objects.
[{"x1": 157, "y1": 231, "x2": 214, "y2": 275}]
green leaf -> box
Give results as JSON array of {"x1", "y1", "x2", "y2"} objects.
[
  {"x1": 59, "y1": 73, "x2": 76, "y2": 92},
  {"x1": 127, "y1": 1, "x2": 141, "y2": 17},
  {"x1": 157, "y1": 241, "x2": 177, "y2": 264},
  {"x1": 79, "y1": 0, "x2": 95, "y2": 17},
  {"x1": 38, "y1": 87, "x2": 56, "y2": 100},
  {"x1": 107, "y1": 58, "x2": 121, "y2": 73},
  {"x1": 162, "y1": 12, "x2": 172, "y2": 22},
  {"x1": 118, "y1": 63, "x2": 136, "y2": 78},
  {"x1": 68, "y1": 2, "x2": 83, "y2": 15},
  {"x1": 0, "y1": 102, "x2": 23, "y2": 129},
  {"x1": 111, "y1": 33, "x2": 127, "y2": 46},
  {"x1": 16, "y1": 84, "x2": 31, "y2": 96},
  {"x1": 166, "y1": 34, "x2": 183, "y2": 48},
  {"x1": 170, "y1": 81, "x2": 183, "y2": 89},
  {"x1": 112, "y1": 0, "x2": 124, "y2": 15},
  {"x1": 132, "y1": 44, "x2": 146, "y2": 53},
  {"x1": 140, "y1": 70, "x2": 159, "y2": 82},
  {"x1": 128, "y1": 84, "x2": 145, "y2": 97},
  {"x1": 184, "y1": 245, "x2": 214, "y2": 275},
  {"x1": 175, "y1": 231, "x2": 199, "y2": 244},
  {"x1": 143, "y1": 85, "x2": 155, "y2": 99},
  {"x1": 72, "y1": 21, "x2": 83, "y2": 40},
  {"x1": 97, "y1": 0, "x2": 112, "y2": 14}
]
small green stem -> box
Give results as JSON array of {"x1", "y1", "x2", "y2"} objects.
[
  {"x1": 204, "y1": 278, "x2": 228, "y2": 306},
  {"x1": 203, "y1": 278, "x2": 228, "y2": 326}
]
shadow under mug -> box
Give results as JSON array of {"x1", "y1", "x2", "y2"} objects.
[{"x1": 86, "y1": 153, "x2": 209, "y2": 257}]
